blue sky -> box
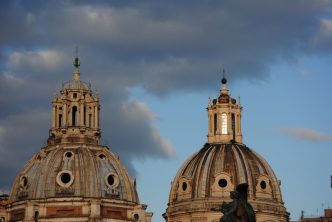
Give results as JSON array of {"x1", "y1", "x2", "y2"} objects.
[
  {"x1": 131, "y1": 58, "x2": 332, "y2": 221},
  {"x1": 0, "y1": 1, "x2": 332, "y2": 221}
]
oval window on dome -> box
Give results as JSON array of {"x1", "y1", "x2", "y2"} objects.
[
  {"x1": 98, "y1": 153, "x2": 106, "y2": 159},
  {"x1": 20, "y1": 176, "x2": 28, "y2": 188},
  {"x1": 107, "y1": 175, "x2": 115, "y2": 186},
  {"x1": 260, "y1": 180, "x2": 267, "y2": 190},
  {"x1": 56, "y1": 170, "x2": 74, "y2": 187},
  {"x1": 64, "y1": 151, "x2": 73, "y2": 159},
  {"x1": 61, "y1": 173, "x2": 71, "y2": 184},
  {"x1": 105, "y1": 173, "x2": 119, "y2": 188},
  {"x1": 182, "y1": 182, "x2": 187, "y2": 191},
  {"x1": 218, "y1": 178, "x2": 228, "y2": 188}
]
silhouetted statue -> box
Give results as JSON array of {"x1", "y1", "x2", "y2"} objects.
[{"x1": 212, "y1": 183, "x2": 256, "y2": 222}]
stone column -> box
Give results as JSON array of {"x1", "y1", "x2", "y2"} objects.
[
  {"x1": 63, "y1": 103, "x2": 67, "y2": 127},
  {"x1": 52, "y1": 105, "x2": 56, "y2": 128},
  {"x1": 94, "y1": 105, "x2": 98, "y2": 129},
  {"x1": 80, "y1": 102, "x2": 84, "y2": 127}
]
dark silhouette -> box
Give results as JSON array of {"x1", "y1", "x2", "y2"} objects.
[{"x1": 212, "y1": 183, "x2": 256, "y2": 222}]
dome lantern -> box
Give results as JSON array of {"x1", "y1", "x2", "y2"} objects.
[
  {"x1": 207, "y1": 74, "x2": 243, "y2": 144},
  {"x1": 49, "y1": 55, "x2": 101, "y2": 145}
]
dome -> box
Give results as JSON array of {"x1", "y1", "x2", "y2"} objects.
[
  {"x1": 62, "y1": 79, "x2": 91, "y2": 91},
  {"x1": 169, "y1": 143, "x2": 283, "y2": 202},
  {"x1": 166, "y1": 143, "x2": 288, "y2": 221},
  {"x1": 8, "y1": 144, "x2": 138, "y2": 203},
  {"x1": 3, "y1": 57, "x2": 153, "y2": 222},
  {"x1": 164, "y1": 78, "x2": 288, "y2": 222}
]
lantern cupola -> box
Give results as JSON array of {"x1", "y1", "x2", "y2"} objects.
[{"x1": 207, "y1": 76, "x2": 243, "y2": 144}]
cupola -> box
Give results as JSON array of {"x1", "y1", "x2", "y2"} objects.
[
  {"x1": 207, "y1": 76, "x2": 243, "y2": 144},
  {"x1": 48, "y1": 56, "x2": 101, "y2": 145}
]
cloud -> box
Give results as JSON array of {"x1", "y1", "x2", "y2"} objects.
[
  {"x1": 278, "y1": 128, "x2": 332, "y2": 142},
  {"x1": 313, "y1": 19, "x2": 332, "y2": 51},
  {"x1": 8, "y1": 50, "x2": 67, "y2": 73},
  {"x1": 0, "y1": 108, "x2": 49, "y2": 191},
  {"x1": 101, "y1": 99, "x2": 176, "y2": 175},
  {"x1": 0, "y1": 0, "x2": 332, "y2": 191}
]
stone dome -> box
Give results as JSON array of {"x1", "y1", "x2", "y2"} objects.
[
  {"x1": 166, "y1": 143, "x2": 288, "y2": 221},
  {"x1": 8, "y1": 144, "x2": 138, "y2": 203},
  {"x1": 164, "y1": 79, "x2": 288, "y2": 222},
  {"x1": 3, "y1": 57, "x2": 153, "y2": 222}
]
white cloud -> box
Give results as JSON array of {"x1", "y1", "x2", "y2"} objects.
[
  {"x1": 279, "y1": 127, "x2": 332, "y2": 142},
  {"x1": 119, "y1": 99, "x2": 176, "y2": 158},
  {"x1": 2, "y1": 72, "x2": 24, "y2": 85},
  {"x1": 8, "y1": 50, "x2": 67, "y2": 72},
  {"x1": 313, "y1": 19, "x2": 332, "y2": 49}
]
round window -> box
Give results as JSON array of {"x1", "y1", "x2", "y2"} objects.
[
  {"x1": 107, "y1": 175, "x2": 115, "y2": 186},
  {"x1": 218, "y1": 178, "x2": 228, "y2": 188},
  {"x1": 182, "y1": 182, "x2": 187, "y2": 191},
  {"x1": 20, "y1": 176, "x2": 28, "y2": 188},
  {"x1": 65, "y1": 151, "x2": 73, "y2": 158},
  {"x1": 61, "y1": 173, "x2": 71, "y2": 184},
  {"x1": 56, "y1": 170, "x2": 74, "y2": 187},
  {"x1": 105, "y1": 173, "x2": 119, "y2": 188},
  {"x1": 260, "y1": 180, "x2": 267, "y2": 190}
]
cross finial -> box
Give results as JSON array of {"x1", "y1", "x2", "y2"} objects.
[
  {"x1": 221, "y1": 68, "x2": 227, "y2": 85},
  {"x1": 75, "y1": 46, "x2": 78, "y2": 58},
  {"x1": 73, "y1": 47, "x2": 80, "y2": 80}
]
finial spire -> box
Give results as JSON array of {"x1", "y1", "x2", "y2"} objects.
[
  {"x1": 221, "y1": 68, "x2": 227, "y2": 85},
  {"x1": 73, "y1": 47, "x2": 80, "y2": 80}
]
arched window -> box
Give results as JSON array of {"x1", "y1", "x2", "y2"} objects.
[
  {"x1": 72, "y1": 106, "x2": 78, "y2": 126},
  {"x1": 0, "y1": 217, "x2": 5, "y2": 222},
  {"x1": 214, "y1": 114, "x2": 218, "y2": 135},
  {"x1": 58, "y1": 114, "x2": 62, "y2": 127},
  {"x1": 231, "y1": 113, "x2": 235, "y2": 139},
  {"x1": 83, "y1": 106, "x2": 86, "y2": 126},
  {"x1": 89, "y1": 114, "x2": 92, "y2": 128},
  {"x1": 221, "y1": 113, "x2": 227, "y2": 134},
  {"x1": 34, "y1": 211, "x2": 39, "y2": 222}
]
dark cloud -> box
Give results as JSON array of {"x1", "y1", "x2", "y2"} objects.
[
  {"x1": 0, "y1": 0, "x2": 332, "y2": 191},
  {"x1": 0, "y1": 108, "x2": 49, "y2": 190}
]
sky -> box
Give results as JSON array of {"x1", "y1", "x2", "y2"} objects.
[{"x1": 0, "y1": 0, "x2": 331, "y2": 221}]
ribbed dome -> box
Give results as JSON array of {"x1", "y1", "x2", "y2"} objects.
[
  {"x1": 8, "y1": 144, "x2": 139, "y2": 204},
  {"x1": 62, "y1": 79, "x2": 91, "y2": 90},
  {"x1": 166, "y1": 143, "x2": 288, "y2": 221}
]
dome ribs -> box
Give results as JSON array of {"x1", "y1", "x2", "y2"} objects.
[
  {"x1": 192, "y1": 144, "x2": 214, "y2": 198},
  {"x1": 9, "y1": 146, "x2": 140, "y2": 202},
  {"x1": 205, "y1": 144, "x2": 220, "y2": 197},
  {"x1": 39, "y1": 150, "x2": 52, "y2": 198},
  {"x1": 234, "y1": 144, "x2": 256, "y2": 198},
  {"x1": 78, "y1": 148, "x2": 87, "y2": 196},
  {"x1": 225, "y1": 144, "x2": 239, "y2": 186},
  {"x1": 202, "y1": 144, "x2": 218, "y2": 198},
  {"x1": 31, "y1": 154, "x2": 44, "y2": 199},
  {"x1": 251, "y1": 149, "x2": 283, "y2": 202}
]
